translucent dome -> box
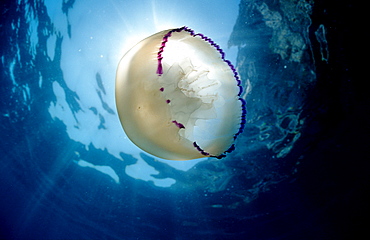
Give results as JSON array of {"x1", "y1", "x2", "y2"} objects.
[{"x1": 116, "y1": 27, "x2": 245, "y2": 160}]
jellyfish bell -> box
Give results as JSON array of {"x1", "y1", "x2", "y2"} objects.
[{"x1": 115, "y1": 26, "x2": 246, "y2": 160}]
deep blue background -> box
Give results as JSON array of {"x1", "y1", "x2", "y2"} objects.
[{"x1": 1, "y1": 0, "x2": 366, "y2": 239}]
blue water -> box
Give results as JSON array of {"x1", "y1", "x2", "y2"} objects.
[{"x1": 0, "y1": 0, "x2": 364, "y2": 239}]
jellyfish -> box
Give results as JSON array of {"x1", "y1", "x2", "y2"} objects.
[{"x1": 116, "y1": 26, "x2": 246, "y2": 160}]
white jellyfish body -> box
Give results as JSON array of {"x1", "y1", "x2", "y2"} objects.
[{"x1": 116, "y1": 27, "x2": 246, "y2": 160}]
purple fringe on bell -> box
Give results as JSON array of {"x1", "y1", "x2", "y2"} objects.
[{"x1": 157, "y1": 26, "x2": 247, "y2": 159}]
